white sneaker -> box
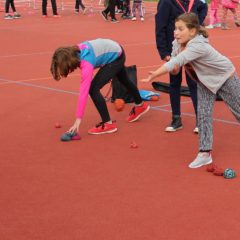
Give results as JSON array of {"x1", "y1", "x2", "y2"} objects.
[
  {"x1": 140, "y1": 17, "x2": 144, "y2": 21},
  {"x1": 132, "y1": 17, "x2": 136, "y2": 21},
  {"x1": 4, "y1": 14, "x2": 13, "y2": 20},
  {"x1": 205, "y1": 24, "x2": 214, "y2": 29},
  {"x1": 189, "y1": 152, "x2": 213, "y2": 168},
  {"x1": 193, "y1": 127, "x2": 199, "y2": 134},
  {"x1": 213, "y1": 23, "x2": 221, "y2": 28}
]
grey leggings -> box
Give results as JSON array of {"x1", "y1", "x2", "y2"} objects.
[
  {"x1": 132, "y1": 2, "x2": 144, "y2": 18},
  {"x1": 198, "y1": 74, "x2": 240, "y2": 151}
]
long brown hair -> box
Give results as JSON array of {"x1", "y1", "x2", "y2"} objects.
[
  {"x1": 176, "y1": 12, "x2": 208, "y2": 38},
  {"x1": 50, "y1": 45, "x2": 80, "y2": 81}
]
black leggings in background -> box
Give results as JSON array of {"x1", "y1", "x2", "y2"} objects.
[
  {"x1": 169, "y1": 70, "x2": 198, "y2": 116},
  {"x1": 89, "y1": 50, "x2": 142, "y2": 123},
  {"x1": 5, "y1": 0, "x2": 16, "y2": 13},
  {"x1": 42, "y1": 0, "x2": 57, "y2": 15},
  {"x1": 75, "y1": 0, "x2": 85, "y2": 10},
  {"x1": 103, "y1": 0, "x2": 117, "y2": 19}
]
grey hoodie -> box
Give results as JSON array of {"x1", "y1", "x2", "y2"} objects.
[{"x1": 164, "y1": 35, "x2": 235, "y2": 94}]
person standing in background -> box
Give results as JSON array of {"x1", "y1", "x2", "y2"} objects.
[
  {"x1": 4, "y1": 0, "x2": 21, "y2": 19},
  {"x1": 221, "y1": 0, "x2": 240, "y2": 30},
  {"x1": 155, "y1": 0, "x2": 208, "y2": 133},
  {"x1": 42, "y1": 0, "x2": 59, "y2": 17},
  {"x1": 132, "y1": 0, "x2": 145, "y2": 21},
  {"x1": 75, "y1": 0, "x2": 87, "y2": 14},
  {"x1": 101, "y1": 0, "x2": 119, "y2": 23},
  {"x1": 206, "y1": 0, "x2": 221, "y2": 29}
]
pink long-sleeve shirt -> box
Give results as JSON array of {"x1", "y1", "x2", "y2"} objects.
[{"x1": 75, "y1": 39, "x2": 122, "y2": 119}]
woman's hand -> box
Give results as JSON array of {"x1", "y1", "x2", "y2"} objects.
[
  {"x1": 68, "y1": 118, "x2": 81, "y2": 134},
  {"x1": 141, "y1": 71, "x2": 155, "y2": 83},
  {"x1": 141, "y1": 65, "x2": 169, "y2": 83}
]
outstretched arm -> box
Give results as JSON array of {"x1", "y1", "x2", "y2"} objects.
[
  {"x1": 68, "y1": 61, "x2": 94, "y2": 134},
  {"x1": 141, "y1": 64, "x2": 180, "y2": 83},
  {"x1": 68, "y1": 118, "x2": 82, "y2": 134}
]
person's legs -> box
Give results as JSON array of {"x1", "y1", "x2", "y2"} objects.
[
  {"x1": 89, "y1": 55, "x2": 126, "y2": 123},
  {"x1": 189, "y1": 83, "x2": 215, "y2": 168},
  {"x1": 42, "y1": 0, "x2": 48, "y2": 15},
  {"x1": 5, "y1": 0, "x2": 10, "y2": 13},
  {"x1": 79, "y1": 0, "x2": 85, "y2": 10},
  {"x1": 186, "y1": 71, "x2": 198, "y2": 132},
  {"x1": 89, "y1": 50, "x2": 148, "y2": 128},
  {"x1": 197, "y1": 83, "x2": 215, "y2": 152},
  {"x1": 109, "y1": 0, "x2": 118, "y2": 20},
  {"x1": 4, "y1": 0, "x2": 13, "y2": 19},
  {"x1": 139, "y1": 3, "x2": 144, "y2": 19},
  {"x1": 9, "y1": 0, "x2": 16, "y2": 12},
  {"x1": 8, "y1": 0, "x2": 21, "y2": 18},
  {"x1": 132, "y1": 3, "x2": 137, "y2": 19},
  {"x1": 75, "y1": 0, "x2": 79, "y2": 11},
  {"x1": 88, "y1": 53, "x2": 135, "y2": 134},
  {"x1": 116, "y1": 0, "x2": 123, "y2": 11},
  {"x1": 186, "y1": 72, "x2": 198, "y2": 115},
  {"x1": 217, "y1": 74, "x2": 240, "y2": 122},
  {"x1": 51, "y1": 0, "x2": 58, "y2": 15},
  {"x1": 169, "y1": 71, "x2": 182, "y2": 116},
  {"x1": 102, "y1": 5, "x2": 110, "y2": 20},
  {"x1": 221, "y1": 7, "x2": 229, "y2": 29},
  {"x1": 165, "y1": 71, "x2": 183, "y2": 132}
]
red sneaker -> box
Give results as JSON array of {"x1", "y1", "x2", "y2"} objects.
[
  {"x1": 127, "y1": 102, "x2": 150, "y2": 122},
  {"x1": 88, "y1": 122, "x2": 117, "y2": 135}
]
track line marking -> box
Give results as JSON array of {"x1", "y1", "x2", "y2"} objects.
[{"x1": 0, "y1": 77, "x2": 239, "y2": 127}]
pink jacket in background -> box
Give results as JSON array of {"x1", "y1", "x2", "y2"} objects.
[
  {"x1": 210, "y1": 0, "x2": 220, "y2": 9},
  {"x1": 221, "y1": 0, "x2": 238, "y2": 8}
]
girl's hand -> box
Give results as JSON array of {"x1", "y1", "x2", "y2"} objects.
[
  {"x1": 68, "y1": 118, "x2": 81, "y2": 134},
  {"x1": 170, "y1": 64, "x2": 180, "y2": 75},
  {"x1": 141, "y1": 71, "x2": 155, "y2": 83}
]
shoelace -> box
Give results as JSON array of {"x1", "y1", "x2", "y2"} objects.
[
  {"x1": 96, "y1": 122, "x2": 105, "y2": 129},
  {"x1": 95, "y1": 120, "x2": 116, "y2": 129},
  {"x1": 129, "y1": 107, "x2": 136, "y2": 116}
]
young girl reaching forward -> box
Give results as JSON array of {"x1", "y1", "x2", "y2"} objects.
[
  {"x1": 51, "y1": 38, "x2": 149, "y2": 135},
  {"x1": 142, "y1": 12, "x2": 240, "y2": 168}
]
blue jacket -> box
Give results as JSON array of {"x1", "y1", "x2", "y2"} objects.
[{"x1": 155, "y1": 0, "x2": 208, "y2": 60}]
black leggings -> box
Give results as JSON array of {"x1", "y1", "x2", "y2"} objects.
[
  {"x1": 89, "y1": 50, "x2": 142, "y2": 123},
  {"x1": 103, "y1": 0, "x2": 116, "y2": 19},
  {"x1": 75, "y1": 0, "x2": 85, "y2": 10},
  {"x1": 5, "y1": 0, "x2": 16, "y2": 13},
  {"x1": 169, "y1": 69, "x2": 198, "y2": 116},
  {"x1": 42, "y1": 0, "x2": 57, "y2": 15}
]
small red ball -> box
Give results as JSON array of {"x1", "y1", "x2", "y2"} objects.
[
  {"x1": 150, "y1": 95, "x2": 159, "y2": 101},
  {"x1": 130, "y1": 141, "x2": 138, "y2": 149},
  {"x1": 213, "y1": 168, "x2": 224, "y2": 176},
  {"x1": 206, "y1": 163, "x2": 217, "y2": 172},
  {"x1": 114, "y1": 99, "x2": 125, "y2": 112},
  {"x1": 55, "y1": 123, "x2": 62, "y2": 128}
]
